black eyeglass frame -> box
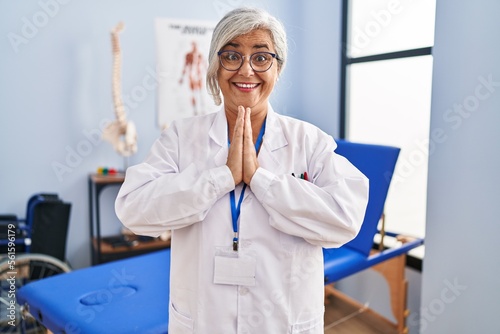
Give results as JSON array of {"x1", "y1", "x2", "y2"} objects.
[{"x1": 217, "y1": 50, "x2": 279, "y2": 73}]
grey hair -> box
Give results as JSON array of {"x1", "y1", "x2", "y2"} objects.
[{"x1": 206, "y1": 7, "x2": 288, "y2": 106}]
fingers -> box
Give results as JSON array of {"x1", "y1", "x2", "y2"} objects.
[
  {"x1": 233, "y1": 106, "x2": 245, "y2": 146},
  {"x1": 243, "y1": 107, "x2": 253, "y2": 149},
  {"x1": 227, "y1": 106, "x2": 260, "y2": 186},
  {"x1": 226, "y1": 106, "x2": 245, "y2": 185},
  {"x1": 243, "y1": 107, "x2": 259, "y2": 185}
]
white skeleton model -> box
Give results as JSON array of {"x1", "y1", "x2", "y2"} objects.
[{"x1": 102, "y1": 22, "x2": 138, "y2": 157}]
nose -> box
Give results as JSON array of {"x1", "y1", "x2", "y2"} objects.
[{"x1": 238, "y1": 57, "x2": 254, "y2": 76}]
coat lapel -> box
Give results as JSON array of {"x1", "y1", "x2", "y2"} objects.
[
  {"x1": 259, "y1": 106, "x2": 288, "y2": 171},
  {"x1": 209, "y1": 108, "x2": 229, "y2": 167},
  {"x1": 208, "y1": 105, "x2": 289, "y2": 171}
]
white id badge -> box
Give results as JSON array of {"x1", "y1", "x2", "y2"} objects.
[{"x1": 213, "y1": 255, "x2": 256, "y2": 286}]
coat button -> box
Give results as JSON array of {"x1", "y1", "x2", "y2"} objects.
[{"x1": 239, "y1": 287, "x2": 249, "y2": 295}]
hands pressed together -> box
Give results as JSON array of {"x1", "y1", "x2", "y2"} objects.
[{"x1": 227, "y1": 106, "x2": 261, "y2": 186}]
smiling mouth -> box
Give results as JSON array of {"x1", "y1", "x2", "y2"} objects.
[{"x1": 234, "y1": 83, "x2": 259, "y2": 89}]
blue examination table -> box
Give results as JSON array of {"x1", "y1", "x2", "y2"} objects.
[{"x1": 17, "y1": 249, "x2": 171, "y2": 334}]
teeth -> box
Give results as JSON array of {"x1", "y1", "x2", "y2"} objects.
[{"x1": 235, "y1": 83, "x2": 258, "y2": 89}]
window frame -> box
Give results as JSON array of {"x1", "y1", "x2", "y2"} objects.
[
  {"x1": 338, "y1": 0, "x2": 434, "y2": 270},
  {"x1": 339, "y1": 0, "x2": 433, "y2": 138}
]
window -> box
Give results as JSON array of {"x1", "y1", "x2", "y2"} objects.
[{"x1": 340, "y1": 0, "x2": 437, "y2": 259}]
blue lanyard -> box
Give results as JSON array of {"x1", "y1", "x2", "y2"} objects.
[{"x1": 229, "y1": 118, "x2": 266, "y2": 251}]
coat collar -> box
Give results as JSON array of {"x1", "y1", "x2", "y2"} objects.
[
  {"x1": 208, "y1": 104, "x2": 288, "y2": 152},
  {"x1": 263, "y1": 104, "x2": 288, "y2": 152}
]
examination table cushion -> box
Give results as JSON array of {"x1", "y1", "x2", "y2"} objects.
[{"x1": 17, "y1": 249, "x2": 170, "y2": 334}]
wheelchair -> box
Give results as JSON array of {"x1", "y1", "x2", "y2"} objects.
[{"x1": 0, "y1": 193, "x2": 72, "y2": 334}]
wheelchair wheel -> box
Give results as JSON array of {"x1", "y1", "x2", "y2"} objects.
[{"x1": 0, "y1": 254, "x2": 71, "y2": 334}]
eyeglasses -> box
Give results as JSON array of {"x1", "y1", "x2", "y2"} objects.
[{"x1": 217, "y1": 50, "x2": 278, "y2": 73}]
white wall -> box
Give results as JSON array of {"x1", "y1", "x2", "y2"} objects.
[
  {"x1": 420, "y1": 0, "x2": 500, "y2": 333},
  {"x1": 0, "y1": 0, "x2": 342, "y2": 268}
]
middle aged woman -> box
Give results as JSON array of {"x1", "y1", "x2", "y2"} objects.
[{"x1": 115, "y1": 7, "x2": 369, "y2": 333}]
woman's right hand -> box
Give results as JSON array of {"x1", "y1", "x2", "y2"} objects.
[{"x1": 227, "y1": 106, "x2": 245, "y2": 185}]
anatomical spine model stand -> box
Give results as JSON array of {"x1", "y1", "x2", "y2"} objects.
[{"x1": 102, "y1": 22, "x2": 138, "y2": 168}]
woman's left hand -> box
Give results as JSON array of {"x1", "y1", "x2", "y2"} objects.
[{"x1": 242, "y1": 107, "x2": 259, "y2": 185}]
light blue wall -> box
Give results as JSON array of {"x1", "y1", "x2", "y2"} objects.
[
  {"x1": 421, "y1": 0, "x2": 500, "y2": 333},
  {"x1": 0, "y1": 0, "x2": 342, "y2": 268}
]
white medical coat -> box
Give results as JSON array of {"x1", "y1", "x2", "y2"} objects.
[{"x1": 115, "y1": 105, "x2": 369, "y2": 333}]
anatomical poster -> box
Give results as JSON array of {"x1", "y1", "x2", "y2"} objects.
[{"x1": 155, "y1": 18, "x2": 218, "y2": 129}]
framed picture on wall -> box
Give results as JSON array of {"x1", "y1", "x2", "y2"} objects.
[{"x1": 155, "y1": 18, "x2": 218, "y2": 129}]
